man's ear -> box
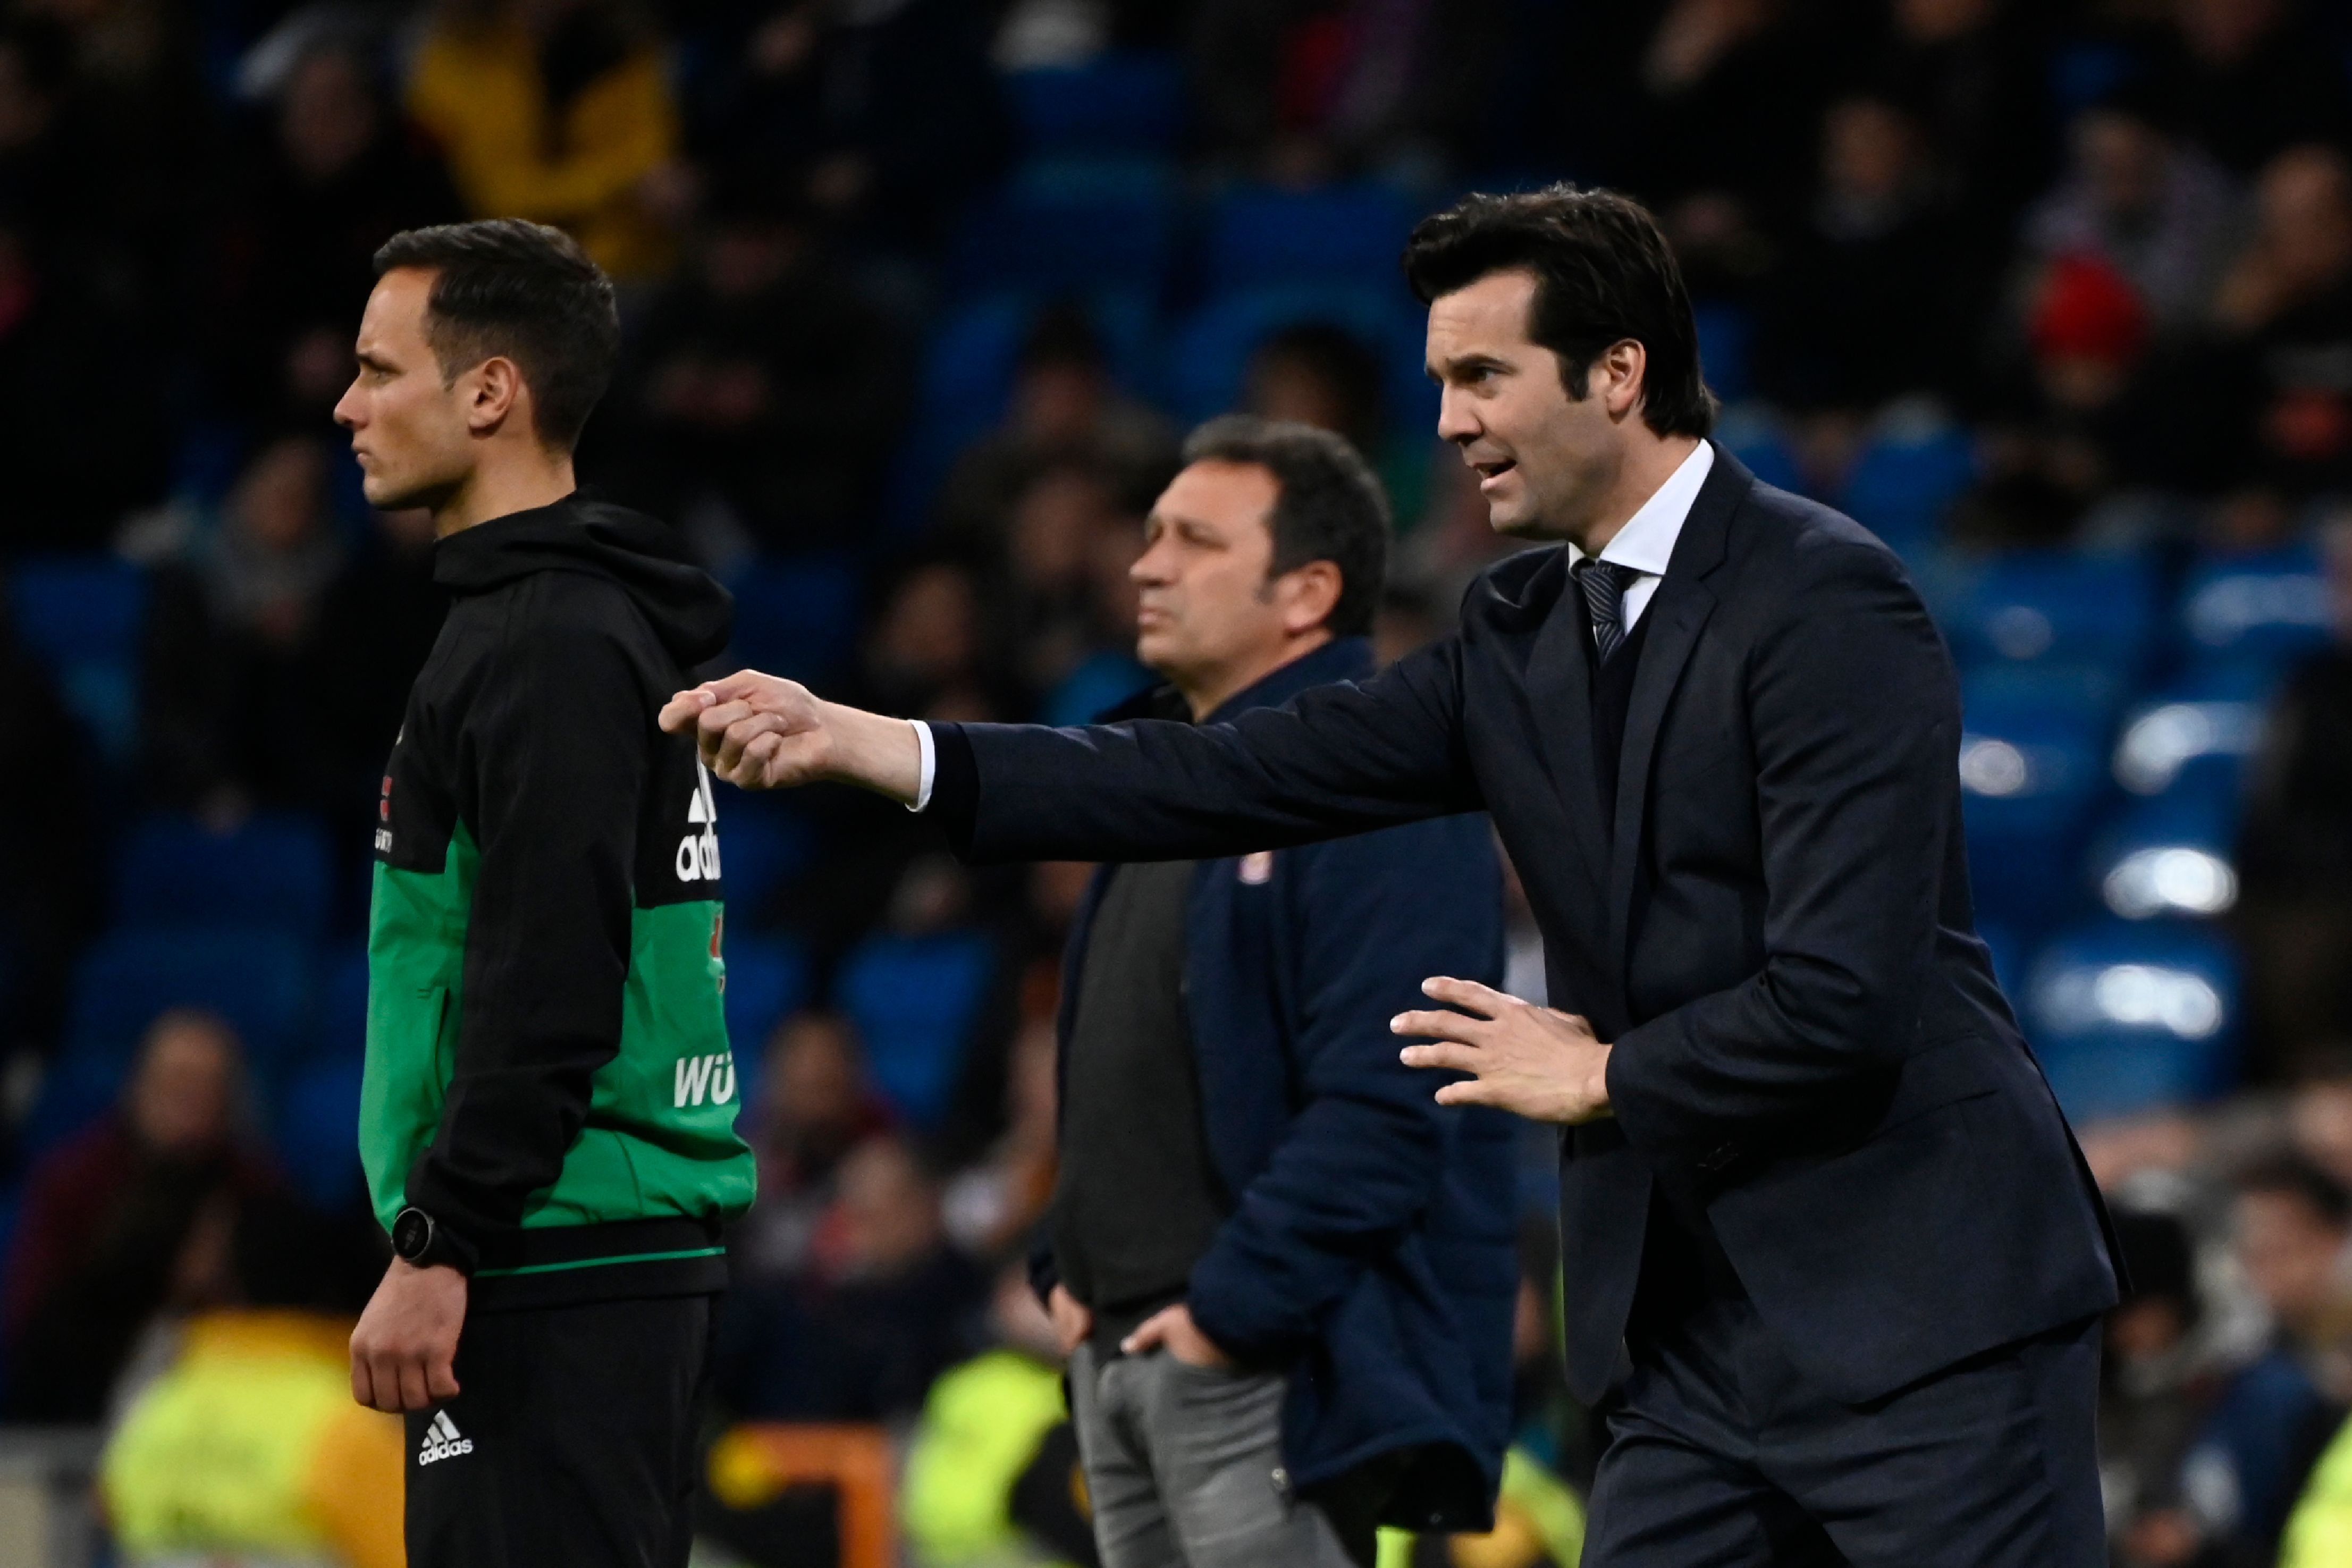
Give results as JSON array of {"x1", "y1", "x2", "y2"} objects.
[
  {"x1": 1278, "y1": 560, "x2": 1344, "y2": 636},
  {"x1": 463, "y1": 356, "x2": 527, "y2": 437},
  {"x1": 1596, "y1": 339, "x2": 1648, "y2": 421}
]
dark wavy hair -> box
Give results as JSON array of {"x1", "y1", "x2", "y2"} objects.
[{"x1": 1402, "y1": 184, "x2": 1717, "y2": 439}]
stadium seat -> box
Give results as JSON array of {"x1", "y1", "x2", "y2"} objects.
[
  {"x1": 1957, "y1": 667, "x2": 2118, "y2": 937},
  {"x1": 64, "y1": 927, "x2": 314, "y2": 1072},
  {"x1": 722, "y1": 932, "x2": 814, "y2": 1112},
  {"x1": 110, "y1": 812, "x2": 333, "y2": 937},
  {"x1": 1944, "y1": 550, "x2": 2161, "y2": 679},
  {"x1": 1161, "y1": 284, "x2": 1430, "y2": 429},
  {"x1": 951, "y1": 159, "x2": 1177, "y2": 298},
  {"x1": 715, "y1": 803, "x2": 815, "y2": 931},
  {"x1": 2022, "y1": 920, "x2": 2239, "y2": 1124},
  {"x1": 1202, "y1": 182, "x2": 1419, "y2": 295},
  {"x1": 318, "y1": 943, "x2": 370, "y2": 1061},
  {"x1": 1042, "y1": 648, "x2": 1154, "y2": 726},
  {"x1": 836, "y1": 932, "x2": 996, "y2": 1132},
  {"x1": 1836, "y1": 411, "x2": 1976, "y2": 555},
  {"x1": 2175, "y1": 542, "x2": 2331, "y2": 671},
  {"x1": 273, "y1": 1055, "x2": 367, "y2": 1212},
  {"x1": 5, "y1": 553, "x2": 146, "y2": 760},
  {"x1": 2086, "y1": 773, "x2": 2240, "y2": 923},
  {"x1": 1710, "y1": 404, "x2": 1806, "y2": 495},
  {"x1": 1692, "y1": 301, "x2": 1755, "y2": 405},
  {"x1": 2109, "y1": 661, "x2": 2280, "y2": 799},
  {"x1": 1006, "y1": 51, "x2": 1187, "y2": 159},
  {"x1": 724, "y1": 554, "x2": 862, "y2": 688},
  {"x1": 14, "y1": 1046, "x2": 135, "y2": 1168}
]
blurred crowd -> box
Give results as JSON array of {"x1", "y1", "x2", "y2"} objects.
[{"x1": 0, "y1": 1, "x2": 2350, "y2": 1565}]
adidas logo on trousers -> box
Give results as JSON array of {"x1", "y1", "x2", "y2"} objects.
[{"x1": 419, "y1": 1409, "x2": 474, "y2": 1465}]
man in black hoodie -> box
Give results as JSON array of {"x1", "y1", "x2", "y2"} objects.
[{"x1": 333, "y1": 218, "x2": 754, "y2": 1568}]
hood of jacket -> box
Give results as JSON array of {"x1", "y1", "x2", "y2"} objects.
[{"x1": 433, "y1": 493, "x2": 733, "y2": 667}]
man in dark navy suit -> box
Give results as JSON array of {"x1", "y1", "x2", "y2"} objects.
[{"x1": 665, "y1": 186, "x2": 2122, "y2": 1566}]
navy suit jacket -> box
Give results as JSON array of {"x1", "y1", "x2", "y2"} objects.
[
  {"x1": 935, "y1": 448, "x2": 2122, "y2": 1407},
  {"x1": 1034, "y1": 638, "x2": 1520, "y2": 1528}
]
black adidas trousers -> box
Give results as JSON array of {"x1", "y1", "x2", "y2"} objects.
[{"x1": 406, "y1": 1294, "x2": 715, "y2": 1568}]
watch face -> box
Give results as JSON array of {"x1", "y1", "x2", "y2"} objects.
[{"x1": 393, "y1": 1208, "x2": 432, "y2": 1260}]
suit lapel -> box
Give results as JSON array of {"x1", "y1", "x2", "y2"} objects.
[{"x1": 1604, "y1": 447, "x2": 1750, "y2": 965}]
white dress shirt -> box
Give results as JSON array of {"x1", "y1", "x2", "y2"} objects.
[
  {"x1": 913, "y1": 441, "x2": 1718, "y2": 810},
  {"x1": 1567, "y1": 439, "x2": 1714, "y2": 641}
]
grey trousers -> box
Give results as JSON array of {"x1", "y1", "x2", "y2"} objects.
[{"x1": 1066, "y1": 1342, "x2": 1365, "y2": 1568}]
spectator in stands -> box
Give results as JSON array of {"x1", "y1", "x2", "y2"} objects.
[
  {"x1": 404, "y1": 0, "x2": 686, "y2": 282},
  {"x1": 2289, "y1": 1055, "x2": 2352, "y2": 1191},
  {"x1": 3, "y1": 1009, "x2": 277, "y2": 1422},
  {"x1": 1632, "y1": 0, "x2": 1832, "y2": 212},
  {"x1": 2157, "y1": 0, "x2": 2350, "y2": 178},
  {"x1": 2205, "y1": 145, "x2": 2352, "y2": 495},
  {"x1": 207, "y1": 37, "x2": 462, "y2": 421},
  {"x1": 2102, "y1": 1207, "x2": 2220, "y2": 1565},
  {"x1": 139, "y1": 433, "x2": 347, "y2": 814},
  {"x1": 941, "y1": 1017, "x2": 1058, "y2": 1258},
  {"x1": 0, "y1": 591, "x2": 100, "y2": 1059},
  {"x1": 1000, "y1": 457, "x2": 1147, "y2": 707},
  {"x1": 100, "y1": 1196, "x2": 397, "y2": 1568},
  {"x1": 854, "y1": 558, "x2": 1008, "y2": 724},
  {"x1": 1756, "y1": 94, "x2": 1967, "y2": 414},
  {"x1": 731, "y1": 1009, "x2": 895, "y2": 1285},
  {"x1": 309, "y1": 505, "x2": 447, "y2": 862},
  {"x1": 600, "y1": 176, "x2": 909, "y2": 554},
  {"x1": 1870, "y1": 0, "x2": 2056, "y2": 234},
  {"x1": 0, "y1": 19, "x2": 74, "y2": 236},
  {"x1": 682, "y1": 0, "x2": 1008, "y2": 263},
  {"x1": 2138, "y1": 1158, "x2": 2350, "y2": 1566},
  {"x1": 2020, "y1": 91, "x2": 2241, "y2": 338},
  {"x1": 2238, "y1": 513, "x2": 2352, "y2": 1073},
  {"x1": 716, "y1": 1134, "x2": 987, "y2": 1422},
  {"x1": 2280, "y1": 1407, "x2": 2352, "y2": 1566},
  {"x1": 0, "y1": 218, "x2": 169, "y2": 553},
  {"x1": 1190, "y1": 0, "x2": 1502, "y2": 185},
  {"x1": 936, "y1": 302, "x2": 1177, "y2": 546}
]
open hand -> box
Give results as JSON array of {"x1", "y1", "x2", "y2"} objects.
[{"x1": 1394, "y1": 976, "x2": 1614, "y2": 1124}]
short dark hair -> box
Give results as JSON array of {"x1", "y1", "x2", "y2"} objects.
[
  {"x1": 2238, "y1": 1152, "x2": 2352, "y2": 1229},
  {"x1": 373, "y1": 218, "x2": 619, "y2": 451},
  {"x1": 1401, "y1": 184, "x2": 1717, "y2": 439},
  {"x1": 1179, "y1": 415, "x2": 1388, "y2": 638}
]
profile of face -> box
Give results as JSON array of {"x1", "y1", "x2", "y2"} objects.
[
  {"x1": 333, "y1": 267, "x2": 524, "y2": 517},
  {"x1": 1129, "y1": 459, "x2": 1337, "y2": 694},
  {"x1": 1427, "y1": 268, "x2": 1642, "y2": 542},
  {"x1": 128, "y1": 1011, "x2": 242, "y2": 1160}
]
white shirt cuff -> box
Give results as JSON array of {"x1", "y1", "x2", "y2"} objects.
[{"x1": 908, "y1": 719, "x2": 935, "y2": 812}]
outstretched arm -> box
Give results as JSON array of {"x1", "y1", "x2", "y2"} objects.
[{"x1": 661, "y1": 636, "x2": 1481, "y2": 865}]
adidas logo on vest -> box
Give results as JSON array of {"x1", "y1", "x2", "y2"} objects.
[{"x1": 419, "y1": 1409, "x2": 474, "y2": 1465}]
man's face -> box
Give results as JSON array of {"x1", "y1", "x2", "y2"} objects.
[
  {"x1": 1130, "y1": 459, "x2": 1290, "y2": 685},
  {"x1": 129, "y1": 1018, "x2": 237, "y2": 1158},
  {"x1": 2235, "y1": 1188, "x2": 2348, "y2": 1327},
  {"x1": 1426, "y1": 268, "x2": 1623, "y2": 540},
  {"x1": 333, "y1": 268, "x2": 478, "y2": 515}
]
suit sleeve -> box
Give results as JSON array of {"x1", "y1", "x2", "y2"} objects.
[
  {"x1": 403, "y1": 616, "x2": 648, "y2": 1266},
  {"x1": 1606, "y1": 543, "x2": 1957, "y2": 1164},
  {"x1": 929, "y1": 634, "x2": 1480, "y2": 865},
  {"x1": 1184, "y1": 815, "x2": 1506, "y2": 1362}
]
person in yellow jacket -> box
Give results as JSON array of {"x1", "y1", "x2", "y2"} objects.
[
  {"x1": 102, "y1": 1309, "x2": 406, "y2": 1568},
  {"x1": 404, "y1": 0, "x2": 682, "y2": 282},
  {"x1": 2281, "y1": 1410, "x2": 2352, "y2": 1568}
]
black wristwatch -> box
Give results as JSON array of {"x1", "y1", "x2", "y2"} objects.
[{"x1": 392, "y1": 1206, "x2": 461, "y2": 1271}]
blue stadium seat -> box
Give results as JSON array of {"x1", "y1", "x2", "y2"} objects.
[
  {"x1": 274, "y1": 1055, "x2": 367, "y2": 1212},
  {"x1": 1957, "y1": 668, "x2": 2117, "y2": 937},
  {"x1": 722, "y1": 932, "x2": 813, "y2": 1113},
  {"x1": 1711, "y1": 404, "x2": 1806, "y2": 495},
  {"x1": 2022, "y1": 921, "x2": 2239, "y2": 1125},
  {"x1": 837, "y1": 931, "x2": 996, "y2": 1132},
  {"x1": 1162, "y1": 285, "x2": 1430, "y2": 429},
  {"x1": 952, "y1": 159, "x2": 1177, "y2": 298},
  {"x1": 1203, "y1": 182, "x2": 1419, "y2": 295},
  {"x1": 1692, "y1": 301, "x2": 1755, "y2": 405},
  {"x1": 15, "y1": 1047, "x2": 134, "y2": 1167},
  {"x1": 111, "y1": 812, "x2": 333, "y2": 937},
  {"x1": 724, "y1": 554, "x2": 862, "y2": 687},
  {"x1": 1043, "y1": 648, "x2": 1155, "y2": 726},
  {"x1": 714, "y1": 804, "x2": 814, "y2": 929},
  {"x1": 2086, "y1": 774, "x2": 2240, "y2": 923},
  {"x1": 1838, "y1": 418, "x2": 1976, "y2": 555},
  {"x1": 2109, "y1": 663, "x2": 2279, "y2": 799},
  {"x1": 1945, "y1": 551, "x2": 2161, "y2": 678},
  {"x1": 5, "y1": 553, "x2": 146, "y2": 759},
  {"x1": 1006, "y1": 51, "x2": 1187, "y2": 159},
  {"x1": 2176, "y1": 542, "x2": 2331, "y2": 671},
  {"x1": 318, "y1": 943, "x2": 370, "y2": 1061},
  {"x1": 64, "y1": 927, "x2": 314, "y2": 1071}
]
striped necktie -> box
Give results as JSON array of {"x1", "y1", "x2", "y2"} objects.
[{"x1": 1575, "y1": 558, "x2": 1639, "y2": 664}]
